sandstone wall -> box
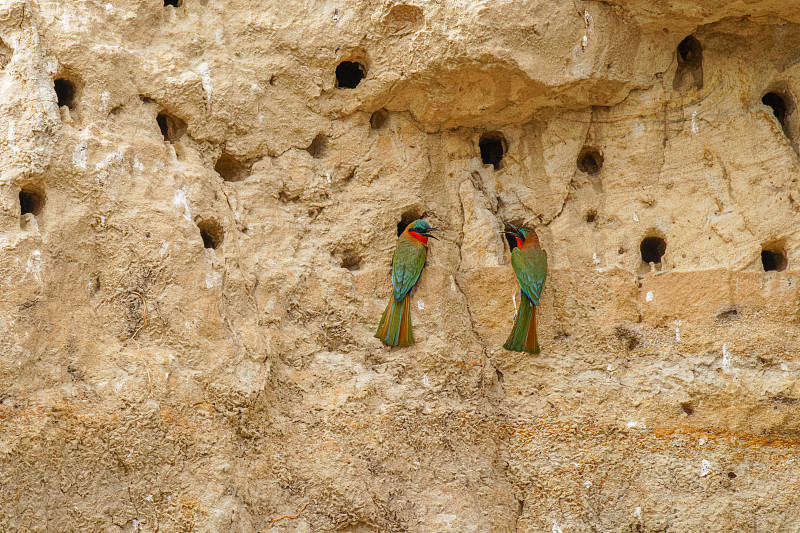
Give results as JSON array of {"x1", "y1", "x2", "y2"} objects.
[{"x1": 2, "y1": 0, "x2": 800, "y2": 531}]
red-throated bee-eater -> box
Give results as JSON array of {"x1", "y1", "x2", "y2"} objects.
[
  {"x1": 503, "y1": 222, "x2": 547, "y2": 354},
  {"x1": 375, "y1": 219, "x2": 440, "y2": 346}
]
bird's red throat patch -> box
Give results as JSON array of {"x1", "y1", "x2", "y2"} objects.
[{"x1": 409, "y1": 231, "x2": 428, "y2": 245}]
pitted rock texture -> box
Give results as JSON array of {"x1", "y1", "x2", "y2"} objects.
[{"x1": 1, "y1": 1, "x2": 800, "y2": 531}]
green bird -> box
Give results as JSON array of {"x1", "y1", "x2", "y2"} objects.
[
  {"x1": 503, "y1": 222, "x2": 548, "y2": 354},
  {"x1": 375, "y1": 219, "x2": 440, "y2": 346}
]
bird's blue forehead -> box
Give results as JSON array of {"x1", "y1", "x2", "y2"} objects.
[{"x1": 408, "y1": 219, "x2": 431, "y2": 231}]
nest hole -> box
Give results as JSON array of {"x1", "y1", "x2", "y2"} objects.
[
  {"x1": 762, "y1": 92, "x2": 791, "y2": 133},
  {"x1": 0, "y1": 39, "x2": 12, "y2": 70},
  {"x1": 197, "y1": 219, "x2": 223, "y2": 249},
  {"x1": 763, "y1": 92, "x2": 787, "y2": 124},
  {"x1": 680, "y1": 402, "x2": 694, "y2": 416},
  {"x1": 54, "y1": 78, "x2": 76, "y2": 109},
  {"x1": 306, "y1": 134, "x2": 328, "y2": 159},
  {"x1": 370, "y1": 109, "x2": 389, "y2": 130},
  {"x1": 640, "y1": 236, "x2": 666, "y2": 265},
  {"x1": 577, "y1": 147, "x2": 603, "y2": 174},
  {"x1": 335, "y1": 61, "x2": 366, "y2": 89},
  {"x1": 340, "y1": 250, "x2": 362, "y2": 271},
  {"x1": 677, "y1": 36, "x2": 702, "y2": 69},
  {"x1": 585, "y1": 210, "x2": 597, "y2": 223},
  {"x1": 761, "y1": 245, "x2": 787, "y2": 272},
  {"x1": 673, "y1": 36, "x2": 703, "y2": 91},
  {"x1": 19, "y1": 187, "x2": 44, "y2": 216},
  {"x1": 156, "y1": 112, "x2": 187, "y2": 143},
  {"x1": 214, "y1": 153, "x2": 249, "y2": 182},
  {"x1": 164, "y1": 0, "x2": 182, "y2": 6},
  {"x1": 503, "y1": 220, "x2": 526, "y2": 251},
  {"x1": 156, "y1": 114, "x2": 167, "y2": 138},
  {"x1": 397, "y1": 211, "x2": 423, "y2": 236},
  {"x1": 479, "y1": 132, "x2": 507, "y2": 170}
]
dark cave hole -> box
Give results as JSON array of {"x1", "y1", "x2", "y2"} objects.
[
  {"x1": 214, "y1": 153, "x2": 249, "y2": 182},
  {"x1": 0, "y1": 38, "x2": 11, "y2": 70},
  {"x1": 19, "y1": 187, "x2": 44, "y2": 216},
  {"x1": 335, "y1": 61, "x2": 366, "y2": 89},
  {"x1": 197, "y1": 219, "x2": 223, "y2": 249},
  {"x1": 762, "y1": 92, "x2": 789, "y2": 129},
  {"x1": 156, "y1": 114, "x2": 168, "y2": 139},
  {"x1": 577, "y1": 147, "x2": 603, "y2": 174},
  {"x1": 761, "y1": 246, "x2": 787, "y2": 272},
  {"x1": 340, "y1": 250, "x2": 362, "y2": 271},
  {"x1": 156, "y1": 112, "x2": 186, "y2": 143},
  {"x1": 370, "y1": 109, "x2": 389, "y2": 130},
  {"x1": 640, "y1": 236, "x2": 666, "y2": 264},
  {"x1": 673, "y1": 35, "x2": 703, "y2": 91},
  {"x1": 306, "y1": 134, "x2": 328, "y2": 159},
  {"x1": 54, "y1": 78, "x2": 75, "y2": 109},
  {"x1": 164, "y1": 0, "x2": 182, "y2": 6},
  {"x1": 503, "y1": 220, "x2": 526, "y2": 251},
  {"x1": 677, "y1": 35, "x2": 702, "y2": 69},
  {"x1": 727, "y1": 471, "x2": 737, "y2": 479},
  {"x1": 397, "y1": 211, "x2": 423, "y2": 236},
  {"x1": 585, "y1": 210, "x2": 597, "y2": 223},
  {"x1": 479, "y1": 132, "x2": 507, "y2": 170}
]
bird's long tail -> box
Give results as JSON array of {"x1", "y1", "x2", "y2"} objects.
[
  {"x1": 504, "y1": 291, "x2": 540, "y2": 354},
  {"x1": 375, "y1": 293, "x2": 414, "y2": 347}
]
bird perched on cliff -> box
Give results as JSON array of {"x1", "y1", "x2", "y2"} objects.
[
  {"x1": 503, "y1": 222, "x2": 548, "y2": 354},
  {"x1": 375, "y1": 219, "x2": 440, "y2": 346}
]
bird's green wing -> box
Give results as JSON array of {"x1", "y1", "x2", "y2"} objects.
[
  {"x1": 511, "y1": 247, "x2": 547, "y2": 305},
  {"x1": 392, "y1": 239, "x2": 427, "y2": 301}
]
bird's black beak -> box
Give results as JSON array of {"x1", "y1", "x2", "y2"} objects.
[
  {"x1": 503, "y1": 221, "x2": 523, "y2": 239},
  {"x1": 421, "y1": 227, "x2": 441, "y2": 240}
]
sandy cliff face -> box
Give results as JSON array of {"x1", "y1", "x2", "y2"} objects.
[{"x1": 2, "y1": 0, "x2": 800, "y2": 531}]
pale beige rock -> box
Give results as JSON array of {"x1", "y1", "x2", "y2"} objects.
[{"x1": 2, "y1": 0, "x2": 800, "y2": 531}]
